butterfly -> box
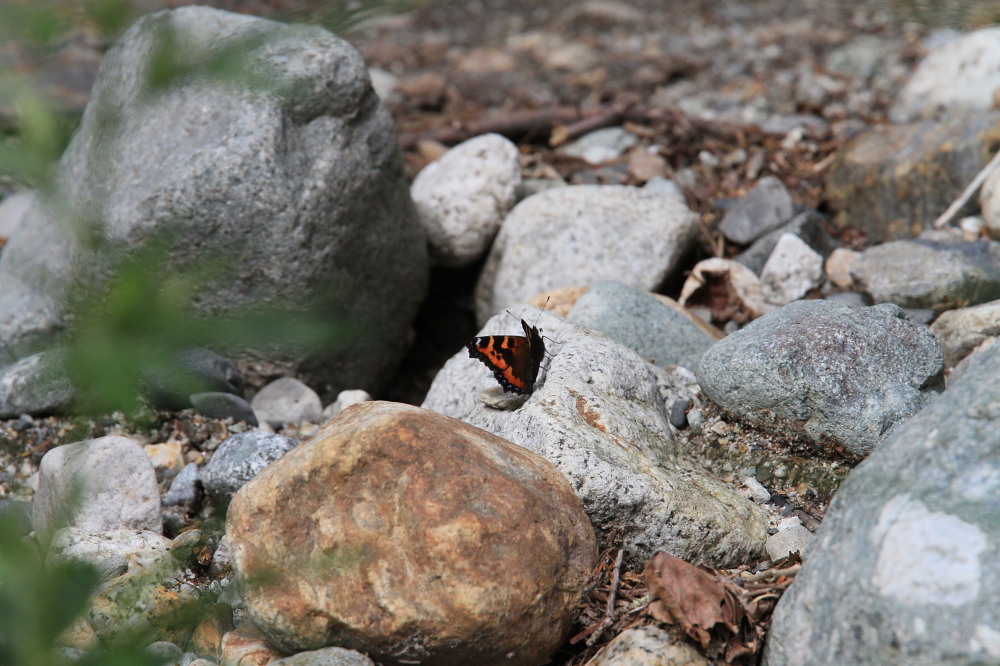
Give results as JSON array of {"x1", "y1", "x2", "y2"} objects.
[{"x1": 466, "y1": 318, "x2": 545, "y2": 395}]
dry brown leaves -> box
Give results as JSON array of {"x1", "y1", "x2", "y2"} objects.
[
  {"x1": 643, "y1": 550, "x2": 802, "y2": 664},
  {"x1": 563, "y1": 548, "x2": 801, "y2": 666},
  {"x1": 645, "y1": 551, "x2": 753, "y2": 662}
]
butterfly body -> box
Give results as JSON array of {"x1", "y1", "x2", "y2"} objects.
[{"x1": 466, "y1": 319, "x2": 545, "y2": 394}]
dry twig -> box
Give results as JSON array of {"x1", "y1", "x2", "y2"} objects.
[{"x1": 934, "y1": 148, "x2": 1000, "y2": 229}]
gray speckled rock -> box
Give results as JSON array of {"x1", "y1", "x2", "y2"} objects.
[
  {"x1": 560, "y1": 127, "x2": 640, "y2": 165},
  {"x1": 765, "y1": 524, "x2": 813, "y2": 561},
  {"x1": 890, "y1": 27, "x2": 1000, "y2": 122},
  {"x1": 0, "y1": 198, "x2": 71, "y2": 364},
  {"x1": 201, "y1": 430, "x2": 298, "y2": 501},
  {"x1": 735, "y1": 209, "x2": 838, "y2": 276},
  {"x1": 423, "y1": 305, "x2": 767, "y2": 566},
  {"x1": 411, "y1": 133, "x2": 521, "y2": 267},
  {"x1": 270, "y1": 647, "x2": 375, "y2": 666},
  {"x1": 0, "y1": 349, "x2": 74, "y2": 418},
  {"x1": 0, "y1": 191, "x2": 33, "y2": 241},
  {"x1": 824, "y1": 113, "x2": 1000, "y2": 243},
  {"x1": 474, "y1": 185, "x2": 699, "y2": 325},
  {"x1": 161, "y1": 462, "x2": 200, "y2": 507},
  {"x1": 588, "y1": 623, "x2": 709, "y2": 665},
  {"x1": 0, "y1": 6, "x2": 427, "y2": 391},
  {"x1": 190, "y1": 392, "x2": 257, "y2": 425},
  {"x1": 251, "y1": 377, "x2": 322, "y2": 428},
  {"x1": 759, "y1": 234, "x2": 824, "y2": 306},
  {"x1": 718, "y1": 176, "x2": 795, "y2": 245},
  {"x1": 47, "y1": 528, "x2": 173, "y2": 578},
  {"x1": 764, "y1": 341, "x2": 1000, "y2": 666},
  {"x1": 567, "y1": 280, "x2": 715, "y2": 372},
  {"x1": 33, "y1": 435, "x2": 162, "y2": 535},
  {"x1": 931, "y1": 298, "x2": 1000, "y2": 368},
  {"x1": 698, "y1": 300, "x2": 942, "y2": 456},
  {"x1": 852, "y1": 239, "x2": 1000, "y2": 311}
]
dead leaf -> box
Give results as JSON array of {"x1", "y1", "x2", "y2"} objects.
[
  {"x1": 627, "y1": 146, "x2": 669, "y2": 182},
  {"x1": 643, "y1": 551, "x2": 765, "y2": 662},
  {"x1": 644, "y1": 551, "x2": 740, "y2": 647}
]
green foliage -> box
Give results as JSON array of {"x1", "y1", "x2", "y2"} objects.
[
  {"x1": 0, "y1": 2, "x2": 71, "y2": 49},
  {"x1": 0, "y1": 0, "x2": 425, "y2": 659},
  {"x1": 0, "y1": 511, "x2": 168, "y2": 666},
  {"x1": 0, "y1": 79, "x2": 75, "y2": 187},
  {"x1": 63, "y1": 228, "x2": 360, "y2": 417}
]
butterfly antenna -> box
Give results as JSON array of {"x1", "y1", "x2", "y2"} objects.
[{"x1": 530, "y1": 296, "x2": 550, "y2": 329}]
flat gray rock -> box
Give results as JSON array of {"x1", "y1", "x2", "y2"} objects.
[
  {"x1": 144, "y1": 348, "x2": 245, "y2": 411},
  {"x1": 852, "y1": 238, "x2": 1000, "y2": 311},
  {"x1": 567, "y1": 280, "x2": 715, "y2": 372},
  {"x1": 764, "y1": 341, "x2": 1000, "y2": 665},
  {"x1": 474, "y1": 185, "x2": 699, "y2": 325},
  {"x1": 47, "y1": 528, "x2": 173, "y2": 577},
  {"x1": 270, "y1": 647, "x2": 375, "y2": 666},
  {"x1": 824, "y1": 113, "x2": 1000, "y2": 243},
  {"x1": 33, "y1": 435, "x2": 162, "y2": 535},
  {"x1": 931, "y1": 298, "x2": 1000, "y2": 368},
  {"x1": 698, "y1": 300, "x2": 942, "y2": 456},
  {"x1": 423, "y1": 305, "x2": 767, "y2": 566},
  {"x1": 560, "y1": 126, "x2": 640, "y2": 164},
  {"x1": 190, "y1": 391, "x2": 257, "y2": 425},
  {"x1": 0, "y1": 6, "x2": 427, "y2": 391},
  {"x1": 718, "y1": 176, "x2": 795, "y2": 245}
]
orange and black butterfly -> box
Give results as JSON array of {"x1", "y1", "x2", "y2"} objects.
[{"x1": 466, "y1": 318, "x2": 545, "y2": 395}]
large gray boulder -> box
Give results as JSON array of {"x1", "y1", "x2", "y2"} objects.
[
  {"x1": 0, "y1": 7, "x2": 427, "y2": 391},
  {"x1": 423, "y1": 305, "x2": 767, "y2": 566},
  {"x1": 474, "y1": 185, "x2": 699, "y2": 326},
  {"x1": 699, "y1": 300, "x2": 942, "y2": 456},
  {"x1": 764, "y1": 341, "x2": 1000, "y2": 665}
]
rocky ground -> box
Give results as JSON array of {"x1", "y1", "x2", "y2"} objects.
[{"x1": 3, "y1": 1, "x2": 1000, "y2": 665}]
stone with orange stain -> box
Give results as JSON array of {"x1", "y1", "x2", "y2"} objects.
[
  {"x1": 221, "y1": 625, "x2": 284, "y2": 666},
  {"x1": 227, "y1": 401, "x2": 596, "y2": 665},
  {"x1": 187, "y1": 603, "x2": 233, "y2": 660}
]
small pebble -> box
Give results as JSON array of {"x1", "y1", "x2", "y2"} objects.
[
  {"x1": 743, "y1": 476, "x2": 772, "y2": 504},
  {"x1": 668, "y1": 399, "x2": 691, "y2": 428}
]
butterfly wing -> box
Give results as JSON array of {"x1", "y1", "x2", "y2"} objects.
[
  {"x1": 467, "y1": 333, "x2": 537, "y2": 394},
  {"x1": 521, "y1": 319, "x2": 545, "y2": 390}
]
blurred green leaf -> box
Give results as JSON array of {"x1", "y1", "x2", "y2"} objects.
[
  {"x1": 0, "y1": 79, "x2": 74, "y2": 186},
  {"x1": 81, "y1": 0, "x2": 137, "y2": 40},
  {"x1": 63, "y1": 228, "x2": 361, "y2": 416},
  {"x1": 0, "y1": 2, "x2": 70, "y2": 48}
]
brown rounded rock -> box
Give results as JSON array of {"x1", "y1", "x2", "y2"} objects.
[{"x1": 227, "y1": 401, "x2": 597, "y2": 665}]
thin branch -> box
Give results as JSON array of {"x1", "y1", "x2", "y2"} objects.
[
  {"x1": 933, "y1": 148, "x2": 1000, "y2": 229},
  {"x1": 398, "y1": 106, "x2": 584, "y2": 150},
  {"x1": 585, "y1": 548, "x2": 626, "y2": 647},
  {"x1": 743, "y1": 563, "x2": 801, "y2": 584}
]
